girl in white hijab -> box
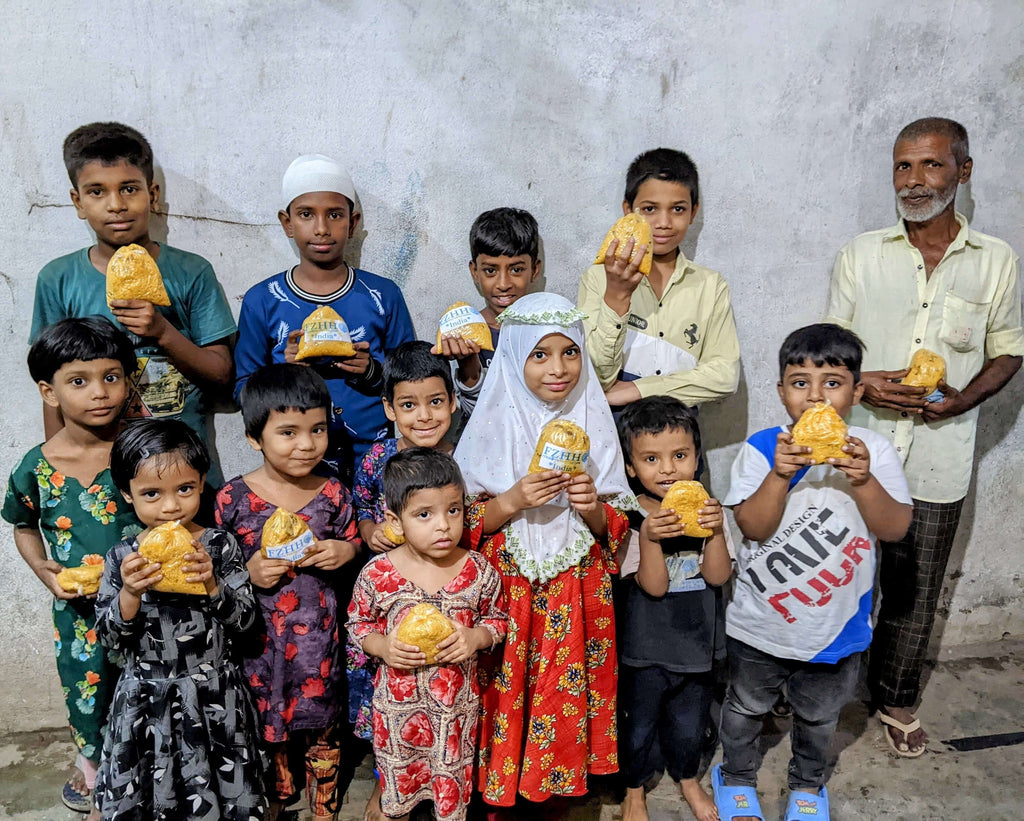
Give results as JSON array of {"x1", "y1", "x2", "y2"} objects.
[{"x1": 455, "y1": 292, "x2": 636, "y2": 813}]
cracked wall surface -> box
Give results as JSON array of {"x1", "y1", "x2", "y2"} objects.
[{"x1": 1, "y1": 0, "x2": 1022, "y2": 732}]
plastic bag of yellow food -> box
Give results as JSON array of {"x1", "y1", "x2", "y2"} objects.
[
  {"x1": 660, "y1": 480, "x2": 713, "y2": 538},
  {"x1": 902, "y1": 348, "x2": 945, "y2": 397},
  {"x1": 261, "y1": 507, "x2": 316, "y2": 561},
  {"x1": 106, "y1": 244, "x2": 171, "y2": 307},
  {"x1": 792, "y1": 403, "x2": 848, "y2": 465},
  {"x1": 137, "y1": 521, "x2": 206, "y2": 595},
  {"x1": 395, "y1": 602, "x2": 455, "y2": 665},
  {"x1": 56, "y1": 554, "x2": 106, "y2": 596},
  {"x1": 528, "y1": 419, "x2": 590, "y2": 475},
  {"x1": 594, "y1": 213, "x2": 654, "y2": 275},
  {"x1": 436, "y1": 302, "x2": 494, "y2": 350},
  {"x1": 382, "y1": 521, "x2": 405, "y2": 546},
  {"x1": 295, "y1": 306, "x2": 356, "y2": 360}
]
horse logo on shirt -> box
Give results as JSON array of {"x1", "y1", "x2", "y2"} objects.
[{"x1": 684, "y1": 323, "x2": 699, "y2": 347}]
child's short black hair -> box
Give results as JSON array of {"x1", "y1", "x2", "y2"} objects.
[
  {"x1": 28, "y1": 317, "x2": 137, "y2": 384},
  {"x1": 624, "y1": 148, "x2": 700, "y2": 208},
  {"x1": 469, "y1": 207, "x2": 540, "y2": 262},
  {"x1": 111, "y1": 419, "x2": 210, "y2": 494},
  {"x1": 383, "y1": 447, "x2": 465, "y2": 516},
  {"x1": 63, "y1": 122, "x2": 154, "y2": 188},
  {"x1": 616, "y1": 395, "x2": 703, "y2": 465},
  {"x1": 240, "y1": 363, "x2": 332, "y2": 440},
  {"x1": 778, "y1": 324, "x2": 866, "y2": 383},
  {"x1": 384, "y1": 341, "x2": 455, "y2": 403}
]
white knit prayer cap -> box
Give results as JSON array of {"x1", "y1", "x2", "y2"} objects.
[{"x1": 281, "y1": 154, "x2": 357, "y2": 211}]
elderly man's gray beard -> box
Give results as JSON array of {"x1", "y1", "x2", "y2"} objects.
[{"x1": 896, "y1": 180, "x2": 958, "y2": 222}]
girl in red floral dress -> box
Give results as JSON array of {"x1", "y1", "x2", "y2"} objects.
[
  {"x1": 216, "y1": 365, "x2": 361, "y2": 821},
  {"x1": 453, "y1": 293, "x2": 638, "y2": 814},
  {"x1": 347, "y1": 448, "x2": 507, "y2": 821}
]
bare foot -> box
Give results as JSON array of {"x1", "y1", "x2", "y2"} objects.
[
  {"x1": 680, "y1": 778, "x2": 719, "y2": 821},
  {"x1": 86, "y1": 810, "x2": 100, "y2": 821},
  {"x1": 363, "y1": 778, "x2": 386, "y2": 821},
  {"x1": 621, "y1": 786, "x2": 648, "y2": 821},
  {"x1": 66, "y1": 765, "x2": 89, "y2": 794},
  {"x1": 882, "y1": 705, "x2": 927, "y2": 755}
]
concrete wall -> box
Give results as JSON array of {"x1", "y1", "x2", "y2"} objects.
[{"x1": 1, "y1": 0, "x2": 1021, "y2": 731}]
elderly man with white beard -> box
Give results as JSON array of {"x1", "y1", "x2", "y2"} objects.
[{"x1": 825, "y1": 117, "x2": 1023, "y2": 758}]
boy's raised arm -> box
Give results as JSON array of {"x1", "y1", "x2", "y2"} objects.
[
  {"x1": 578, "y1": 266, "x2": 629, "y2": 390},
  {"x1": 110, "y1": 301, "x2": 233, "y2": 386}
]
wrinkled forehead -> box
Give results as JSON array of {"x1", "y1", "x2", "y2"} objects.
[{"x1": 893, "y1": 132, "x2": 957, "y2": 161}]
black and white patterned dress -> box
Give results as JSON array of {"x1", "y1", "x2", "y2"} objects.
[{"x1": 94, "y1": 528, "x2": 266, "y2": 820}]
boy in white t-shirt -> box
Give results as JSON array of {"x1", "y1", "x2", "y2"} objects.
[{"x1": 713, "y1": 324, "x2": 912, "y2": 821}]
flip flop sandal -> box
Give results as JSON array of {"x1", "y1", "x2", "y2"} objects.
[
  {"x1": 61, "y1": 778, "x2": 92, "y2": 813},
  {"x1": 784, "y1": 786, "x2": 830, "y2": 820},
  {"x1": 711, "y1": 763, "x2": 764, "y2": 820},
  {"x1": 879, "y1": 711, "x2": 927, "y2": 757}
]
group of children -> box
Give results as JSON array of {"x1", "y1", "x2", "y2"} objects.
[{"x1": 4, "y1": 120, "x2": 916, "y2": 821}]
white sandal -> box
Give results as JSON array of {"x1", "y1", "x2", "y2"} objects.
[{"x1": 879, "y1": 711, "x2": 927, "y2": 757}]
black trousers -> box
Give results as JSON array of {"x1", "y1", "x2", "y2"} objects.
[{"x1": 619, "y1": 663, "x2": 714, "y2": 786}]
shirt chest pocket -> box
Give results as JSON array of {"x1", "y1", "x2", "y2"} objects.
[{"x1": 940, "y1": 292, "x2": 989, "y2": 352}]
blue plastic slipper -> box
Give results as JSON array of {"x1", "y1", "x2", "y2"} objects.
[
  {"x1": 711, "y1": 763, "x2": 764, "y2": 820},
  {"x1": 784, "y1": 785, "x2": 830, "y2": 820}
]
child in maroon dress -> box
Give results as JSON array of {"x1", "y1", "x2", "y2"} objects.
[{"x1": 215, "y1": 364, "x2": 361, "y2": 821}]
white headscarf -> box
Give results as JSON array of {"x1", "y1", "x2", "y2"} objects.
[{"x1": 455, "y1": 292, "x2": 636, "y2": 582}]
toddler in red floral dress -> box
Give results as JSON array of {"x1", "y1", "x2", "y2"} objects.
[
  {"x1": 347, "y1": 448, "x2": 507, "y2": 821},
  {"x1": 216, "y1": 364, "x2": 362, "y2": 820}
]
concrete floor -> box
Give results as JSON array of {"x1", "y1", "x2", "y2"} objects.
[{"x1": 1, "y1": 642, "x2": 1021, "y2": 820}]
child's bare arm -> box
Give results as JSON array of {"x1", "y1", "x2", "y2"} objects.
[
  {"x1": 696, "y1": 499, "x2": 732, "y2": 586},
  {"x1": 110, "y1": 299, "x2": 233, "y2": 386},
  {"x1": 602, "y1": 238, "x2": 648, "y2": 316},
  {"x1": 13, "y1": 527, "x2": 75, "y2": 600},
  {"x1": 481, "y1": 471, "x2": 570, "y2": 533},
  {"x1": 119, "y1": 551, "x2": 164, "y2": 620},
  {"x1": 566, "y1": 472, "x2": 608, "y2": 538},
  {"x1": 831, "y1": 437, "x2": 913, "y2": 541},
  {"x1": 434, "y1": 336, "x2": 483, "y2": 389},
  {"x1": 635, "y1": 514, "x2": 671, "y2": 597},
  {"x1": 734, "y1": 431, "x2": 811, "y2": 541}
]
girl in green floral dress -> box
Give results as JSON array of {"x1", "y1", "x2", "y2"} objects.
[{"x1": 2, "y1": 318, "x2": 139, "y2": 817}]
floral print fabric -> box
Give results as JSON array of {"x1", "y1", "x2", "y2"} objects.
[
  {"x1": 466, "y1": 497, "x2": 628, "y2": 806},
  {"x1": 349, "y1": 438, "x2": 399, "y2": 738},
  {"x1": 347, "y1": 552, "x2": 507, "y2": 821},
  {"x1": 215, "y1": 476, "x2": 360, "y2": 742},
  {"x1": 352, "y1": 438, "x2": 398, "y2": 524},
  {"x1": 2, "y1": 446, "x2": 140, "y2": 761}
]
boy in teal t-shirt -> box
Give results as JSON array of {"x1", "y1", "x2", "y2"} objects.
[{"x1": 30, "y1": 122, "x2": 236, "y2": 484}]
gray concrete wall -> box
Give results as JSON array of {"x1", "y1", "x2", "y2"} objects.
[{"x1": 1, "y1": 1, "x2": 1021, "y2": 731}]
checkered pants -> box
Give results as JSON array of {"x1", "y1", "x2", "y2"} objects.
[{"x1": 868, "y1": 498, "x2": 964, "y2": 708}]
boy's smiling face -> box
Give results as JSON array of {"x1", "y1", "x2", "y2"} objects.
[
  {"x1": 70, "y1": 160, "x2": 159, "y2": 252},
  {"x1": 384, "y1": 376, "x2": 456, "y2": 448},
  {"x1": 626, "y1": 427, "x2": 699, "y2": 500},
  {"x1": 469, "y1": 253, "x2": 540, "y2": 325},
  {"x1": 279, "y1": 191, "x2": 360, "y2": 268},
  {"x1": 778, "y1": 359, "x2": 864, "y2": 424},
  {"x1": 625, "y1": 178, "x2": 698, "y2": 260}
]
